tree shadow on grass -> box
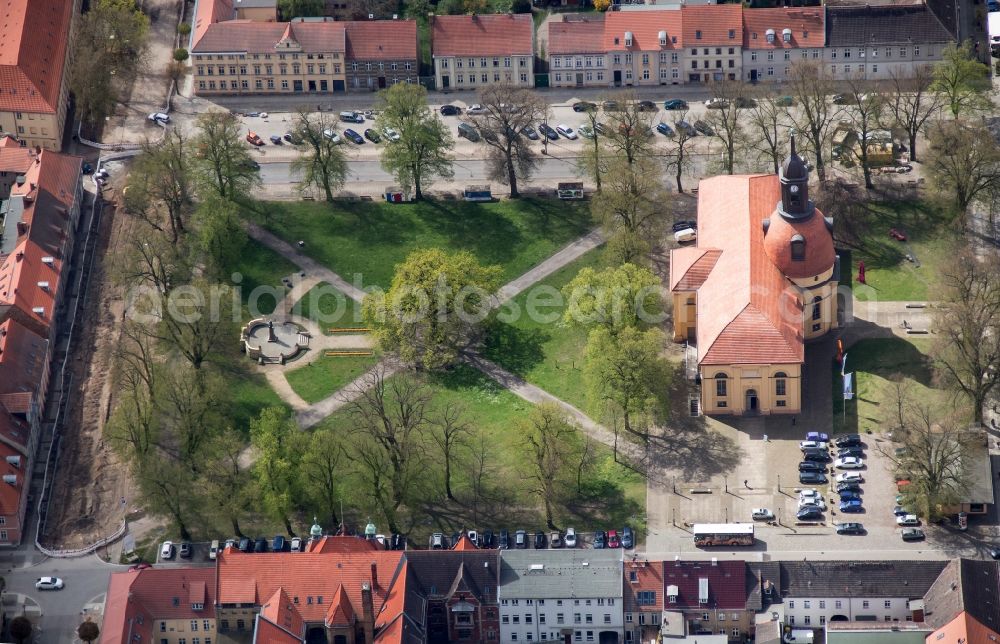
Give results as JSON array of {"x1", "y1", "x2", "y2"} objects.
[
  {"x1": 418, "y1": 200, "x2": 526, "y2": 267},
  {"x1": 480, "y1": 320, "x2": 550, "y2": 375},
  {"x1": 846, "y1": 337, "x2": 935, "y2": 387}
]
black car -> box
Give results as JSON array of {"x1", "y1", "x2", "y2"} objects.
[
  {"x1": 179, "y1": 542, "x2": 192, "y2": 559},
  {"x1": 836, "y1": 480, "x2": 862, "y2": 493},
  {"x1": 797, "y1": 507, "x2": 823, "y2": 521},
  {"x1": 593, "y1": 122, "x2": 608, "y2": 135},
  {"x1": 573, "y1": 101, "x2": 597, "y2": 112},
  {"x1": 676, "y1": 120, "x2": 697, "y2": 136},
  {"x1": 734, "y1": 97, "x2": 757, "y2": 108},
  {"x1": 283, "y1": 132, "x2": 303, "y2": 145},
  {"x1": 636, "y1": 100, "x2": 658, "y2": 112},
  {"x1": 272, "y1": 535, "x2": 286, "y2": 552},
  {"x1": 440, "y1": 104, "x2": 460, "y2": 116},
  {"x1": 253, "y1": 538, "x2": 268, "y2": 553},
  {"x1": 602, "y1": 100, "x2": 622, "y2": 112},
  {"x1": 663, "y1": 99, "x2": 688, "y2": 110},
  {"x1": 832, "y1": 93, "x2": 854, "y2": 105},
  {"x1": 836, "y1": 522, "x2": 866, "y2": 535},
  {"x1": 694, "y1": 120, "x2": 715, "y2": 136},
  {"x1": 990, "y1": 546, "x2": 1000, "y2": 560},
  {"x1": 534, "y1": 531, "x2": 546, "y2": 549},
  {"x1": 799, "y1": 461, "x2": 826, "y2": 472},
  {"x1": 482, "y1": 530, "x2": 494, "y2": 548},
  {"x1": 835, "y1": 433, "x2": 862, "y2": 447},
  {"x1": 593, "y1": 530, "x2": 607, "y2": 549},
  {"x1": 672, "y1": 220, "x2": 697, "y2": 232},
  {"x1": 390, "y1": 533, "x2": 406, "y2": 550},
  {"x1": 622, "y1": 526, "x2": 634, "y2": 549},
  {"x1": 799, "y1": 471, "x2": 828, "y2": 484},
  {"x1": 521, "y1": 125, "x2": 540, "y2": 140},
  {"x1": 499, "y1": 529, "x2": 510, "y2": 549},
  {"x1": 238, "y1": 537, "x2": 252, "y2": 552},
  {"x1": 538, "y1": 123, "x2": 559, "y2": 140},
  {"x1": 241, "y1": 159, "x2": 261, "y2": 170},
  {"x1": 803, "y1": 451, "x2": 831, "y2": 462},
  {"x1": 364, "y1": 128, "x2": 381, "y2": 143},
  {"x1": 344, "y1": 128, "x2": 364, "y2": 144},
  {"x1": 837, "y1": 446, "x2": 864, "y2": 458}
]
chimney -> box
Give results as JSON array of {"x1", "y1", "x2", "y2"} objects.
[
  {"x1": 361, "y1": 581, "x2": 375, "y2": 644},
  {"x1": 370, "y1": 562, "x2": 378, "y2": 589}
]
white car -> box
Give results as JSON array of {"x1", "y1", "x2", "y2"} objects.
[
  {"x1": 466, "y1": 104, "x2": 487, "y2": 115},
  {"x1": 290, "y1": 536, "x2": 303, "y2": 552},
  {"x1": 799, "y1": 441, "x2": 828, "y2": 451},
  {"x1": 705, "y1": 98, "x2": 729, "y2": 108},
  {"x1": 798, "y1": 498, "x2": 827, "y2": 511},
  {"x1": 751, "y1": 508, "x2": 774, "y2": 521},
  {"x1": 674, "y1": 228, "x2": 697, "y2": 243},
  {"x1": 564, "y1": 527, "x2": 577, "y2": 548},
  {"x1": 835, "y1": 456, "x2": 865, "y2": 469},
  {"x1": 160, "y1": 540, "x2": 175, "y2": 560},
  {"x1": 322, "y1": 128, "x2": 342, "y2": 143},
  {"x1": 798, "y1": 488, "x2": 821, "y2": 501},
  {"x1": 382, "y1": 127, "x2": 401, "y2": 142},
  {"x1": 147, "y1": 112, "x2": 170, "y2": 124},
  {"x1": 35, "y1": 576, "x2": 64, "y2": 590},
  {"x1": 556, "y1": 124, "x2": 577, "y2": 139},
  {"x1": 259, "y1": 111, "x2": 269, "y2": 118},
  {"x1": 836, "y1": 472, "x2": 864, "y2": 483},
  {"x1": 896, "y1": 514, "x2": 920, "y2": 526}
]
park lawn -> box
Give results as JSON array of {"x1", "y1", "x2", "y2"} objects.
[
  {"x1": 851, "y1": 200, "x2": 960, "y2": 302},
  {"x1": 229, "y1": 239, "x2": 299, "y2": 316},
  {"x1": 285, "y1": 354, "x2": 381, "y2": 404},
  {"x1": 482, "y1": 249, "x2": 608, "y2": 411},
  {"x1": 253, "y1": 198, "x2": 594, "y2": 288},
  {"x1": 831, "y1": 337, "x2": 948, "y2": 434},
  {"x1": 291, "y1": 282, "x2": 364, "y2": 332}
]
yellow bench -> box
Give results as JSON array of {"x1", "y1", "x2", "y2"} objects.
[{"x1": 324, "y1": 351, "x2": 374, "y2": 357}]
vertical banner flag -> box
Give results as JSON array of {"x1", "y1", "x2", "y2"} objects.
[{"x1": 843, "y1": 373, "x2": 854, "y2": 400}]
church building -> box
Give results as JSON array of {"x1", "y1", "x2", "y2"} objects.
[{"x1": 669, "y1": 139, "x2": 839, "y2": 415}]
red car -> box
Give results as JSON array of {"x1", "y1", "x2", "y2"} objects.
[
  {"x1": 607, "y1": 530, "x2": 621, "y2": 548},
  {"x1": 889, "y1": 228, "x2": 907, "y2": 241},
  {"x1": 128, "y1": 562, "x2": 153, "y2": 572}
]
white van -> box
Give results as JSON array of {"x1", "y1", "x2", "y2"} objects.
[{"x1": 209, "y1": 540, "x2": 219, "y2": 560}]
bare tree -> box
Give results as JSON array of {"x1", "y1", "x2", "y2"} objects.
[
  {"x1": 156, "y1": 280, "x2": 236, "y2": 370},
  {"x1": 430, "y1": 402, "x2": 471, "y2": 502},
  {"x1": 202, "y1": 427, "x2": 253, "y2": 538},
  {"x1": 298, "y1": 428, "x2": 345, "y2": 529},
  {"x1": 814, "y1": 177, "x2": 875, "y2": 252},
  {"x1": 887, "y1": 66, "x2": 943, "y2": 163},
  {"x1": 127, "y1": 130, "x2": 194, "y2": 243},
  {"x1": 841, "y1": 74, "x2": 889, "y2": 189},
  {"x1": 746, "y1": 94, "x2": 791, "y2": 174},
  {"x1": 932, "y1": 250, "x2": 1000, "y2": 424},
  {"x1": 292, "y1": 107, "x2": 349, "y2": 202},
  {"x1": 786, "y1": 60, "x2": 841, "y2": 181},
  {"x1": 194, "y1": 112, "x2": 261, "y2": 202},
  {"x1": 703, "y1": 80, "x2": 749, "y2": 175},
  {"x1": 466, "y1": 84, "x2": 547, "y2": 198},
  {"x1": 576, "y1": 107, "x2": 607, "y2": 193},
  {"x1": 591, "y1": 156, "x2": 669, "y2": 263},
  {"x1": 925, "y1": 120, "x2": 1000, "y2": 217},
  {"x1": 663, "y1": 112, "x2": 697, "y2": 193},
  {"x1": 522, "y1": 404, "x2": 579, "y2": 529},
  {"x1": 601, "y1": 92, "x2": 657, "y2": 165}
]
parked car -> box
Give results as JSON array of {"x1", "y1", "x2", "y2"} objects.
[
  {"x1": 752, "y1": 508, "x2": 775, "y2": 521},
  {"x1": 837, "y1": 446, "x2": 864, "y2": 458},
  {"x1": 322, "y1": 128, "x2": 342, "y2": 143},
  {"x1": 290, "y1": 537, "x2": 303, "y2": 552},
  {"x1": 799, "y1": 440, "x2": 828, "y2": 450},
  {"x1": 238, "y1": 537, "x2": 252, "y2": 552},
  {"x1": 284, "y1": 131, "x2": 303, "y2": 145},
  {"x1": 457, "y1": 122, "x2": 480, "y2": 142},
  {"x1": 835, "y1": 456, "x2": 865, "y2": 469},
  {"x1": 179, "y1": 542, "x2": 192, "y2": 559},
  {"x1": 636, "y1": 100, "x2": 658, "y2": 112},
  {"x1": 440, "y1": 104, "x2": 460, "y2": 116},
  {"x1": 578, "y1": 125, "x2": 595, "y2": 139},
  {"x1": 550, "y1": 531, "x2": 562, "y2": 548},
  {"x1": 735, "y1": 97, "x2": 757, "y2": 108},
  {"x1": 538, "y1": 123, "x2": 559, "y2": 140},
  {"x1": 269, "y1": 134, "x2": 282, "y2": 145},
  {"x1": 382, "y1": 127, "x2": 401, "y2": 142},
  {"x1": 663, "y1": 99, "x2": 688, "y2": 110},
  {"x1": 148, "y1": 112, "x2": 170, "y2": 124},
  {"x1": 799, "y1": 461, "x2": 826, "y2": 472},
  {"x1": 339, "y1": 110, "x2": 365, "y2": 123},
  {"x1": 705, "y1": 98, "x2": 729, "y2": 109},
  {"x1": 836, "y1": 481, "x2": 862, "y2": 493},
  {"x1": 344, "y1": 129, "x2": 365, "y2": 144},
  {"x1": 896, "y1": 514, "x2": 920, "y2": 526},
  {"x1": 160, "y1": 541, "x2": 175, "y2": 560},
  {"x1": 593, "y1": 122, "x2": 608, "y2": 135},
  {"x1": 838, "y1": 491, "x2": 862, "y2": 502},
  {"x1": 364, "y1": 128, "x2": 381, "y2": 143},
  {"x1": 990, "y1": 546, "x2": 1000, "y2": 560},
  {"x1": 836, "y1": 522, "x2": 865, "y2": 535},
  {"x1": 674, "y1": 227, "x2": 697, "y2": 243},
  {"x1": 803, "y1": 451, "x2": 831, "y2": 462},
  {"x1": 482, "y1": 530, "x2": 494, "y2": 548},
  {"x1": 694, "y1": 120, "x2": 714, "y2": 136},
  {"x1": 796, "y1": 507, "x2": 823, "y2": 521},
  {"x1": 521, "y1": 125, "x2": 539, "y2": 140},
  {"x1": 798, "y1": 498, "x2": 827, "y2": 512},
  {"x1": 776, "y1": 96, "x2": 795, "y2": 107},
  {"x1": 556, "y1": 124, "x2": 577, "y2": 139},
  {"x1": 656, "y1": 122, "x2": 675, "y2": 137},
  {"x1": 835, "y1": 434, "x2": 862, "y2": 447},
  {"x1": 799, "y1": 471, "x2": 827, "y2": 484},
  {"x1": 836, "y1": 472, "x2": 864, "y2": 483},
  {"x1": 272, "y1": 535, "x2": 286, "y2": 552},
  {"x1": 499, "y1": 529, "x2": 510, "y2": 549},
  {"x1": 607, "y1": 530, "x2": 621, "y2": 548},
  {"x1": 593, "y1": 530, "x2": 607, "y2": 549},
  {"x1": 533, "y1": 531, "x2": 546, "y2": 549},
  {"x1": 798, "y1": 489, "x2": 821, "y2": 502},
  {"x1": 564, "y1": 527, "x2": 577, "y2": 548},
  {"x1": 672, "y1": 220, "x2": 697, "y2": 232},
  {"x1": 840, "y1": 499, "x2": 864, "y2": 513},
  {"x1": 901, "y1": 528, "x2": 925, "y2": 541},
  {"x1": 602, "y1": 100, "x2": 622, "y2": 111},
  {"x1": 515, "y1": 529, "x2": 527, "y2": 549},
  {"x1": 466, "y1": 104, "x2": 487, "y2": 115},
  {"x1": 430, "y1": 533, "x2": 445, "y2": 549},
  {"x1": 806, "y1": 432, "x2": 829, "y2": 442},
  {"x1": 890, "y1": 505, "x2": 909, "y2": 516},
  {"x1": 35, "y1": 577, "x2": 64, "y2": 590},
  {"x1": 246, "y1": 131, "x2": 264, "y2": 146},
  {"x1": 832, "y1": 93, "x2": 854, "y2": 105},
  {"x1": 129, "y1": 562, "x2": 153, "y2": 571},
  {"x1": 253, "y1": 538, "x2": 268, "y2": 553},
  {"x1": 622, "y1": 526, "x2": 634, "y2": 549},
  {"x1": 573, "y1": 101, "x2": 597, "y2": 112}
]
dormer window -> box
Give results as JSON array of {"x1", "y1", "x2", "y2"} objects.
[
  {"x1": 791, "y1": 235, "x2": 806, "y2": 261},
  {"x1": 766, "y1": 29, "x2": 775, "y2": 43},
  {"x1": 695, "y1": 30, "x2": 702, "y2": 39},
  {"x1": 728, "y1": 29, "x2": 736, "y2": 39}
]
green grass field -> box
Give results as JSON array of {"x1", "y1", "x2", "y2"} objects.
[
  {"x1": 482, "y1": 249, "x2": 607, "y2": 411},
  {"x1": 230, "y1": 239, "x2": 299, "y2": 316},
  {"x1": 291, "y1": 282, "x2": 364, "y2": 332},
  {"x1": 851, "y1": 200, "x2": 960, "y2": 302},
  {"x1": 253, "y1": 198, "x2": 593, "y2": 288},
  {"x1": 285, "y1": 354, "x2": 381, "y2": 404}
]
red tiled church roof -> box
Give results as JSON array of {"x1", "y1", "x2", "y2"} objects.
[{"x1": 0, "y1": 0, "x2": 74, "y2": 113}]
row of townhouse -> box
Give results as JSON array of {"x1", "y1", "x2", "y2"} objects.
[
  {"x1": 0, "y1": 135, "x2": 84, "y2": 545},
  {"x1": 550, "y1": 3, "x2": 954, "y2": 89}
]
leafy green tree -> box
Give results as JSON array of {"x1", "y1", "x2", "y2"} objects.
[
  {"x1": 561, "y1": 263, "x2": 662, "y2": 332},
  {"x1": 194, "y1": 112, "x2": 260, "y2": 202},
  {"x1": 297, "y1": 429, "x2": 345, "y2": 529},
  {"x1": 128, "y1": 130, "x2": 194, "y2": 243},
  {"x1": 521, "y1": 404, "x2": 580, "y2": 529},
  {"x1": 585, "y1": 326, "x2": 672, "y2": 441},
  {"x1": 292, "y1": 107, "x2": 348, "y2": 202},
  {"x1": 69, "y1": 0, "x2": 150, "y2": 126},
  {"x1": 377, "y1": 84, "x2": 454, "y2": 200},
  {"x1": 591, "y1": 157, "x2": 670, "y2": 264},
  {"x1": 202, "y1": 427, "x2": 252, "y2": 538},
  {"x1": 251, "y1": 407, "x2": 302, "y2": 536},
  {"x1": 9, "y1": 616, "x2": 32, "y2": 644},
  {"x1": 932, "y1": 40, "x2": 992, "y2": 118},
  {"x1": 78, "y1": 620, "x2": 100, "y2": 644},
  {"x1": 925, "y1": 120, "x2": 1000, "y2": 216},
  {"x1": 136, "y1": 454, "x2": 199, "y2": 541},
  {"x1": 278, "y1": 0, "x2": 326, "y2": 19},
  {"x1": 155, "y1": 280, "x2": 236, "y2": 370},
  {"x1": 364, "y1": 249, "x2": 502, "y2": 370},
  {"x1": 194, "y1": 197, "x2": 247, "y2": 280}
]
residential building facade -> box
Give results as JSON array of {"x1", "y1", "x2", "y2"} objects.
[
  {"x1": 344, "y1": 21, "x2": 419, "y2": 91},
  {"x1": 622, "y1": 559, "x2": 663, "y2": 643},
  {"x1": 0, "y1": 0, "x2": 79, "y2": 151},
  {"x1": 659, "y1": 561, "x2": 751, "y2": 642},
  {"x1": 823, "y1": 5, "x2": 953, "y2": 81},
  {"x1": 603, "y1": 10, "x2": 683, "y2": 87},
  {"x1": 548, "y1": 18, "x2": 608, "y2": 88},
  {"x1": 101, "y1": 568, "x2": 217, "y2": 644},
  {"x1": 742, "y1": 8, "x2": 825, "y2": 83},
  {"x1": 681, "y1": 5, "x2": 743, "y2": 83},
  {"x1": 432, "y1": 14, "x2": 535, "y2": 91},
  {"x1": 498, "y1": 550, "x2": 624, "y2": 644}
]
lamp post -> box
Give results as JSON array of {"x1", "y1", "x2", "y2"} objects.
[{"x1": 777, "y1": 474, "x2": 781, "y2": 492}]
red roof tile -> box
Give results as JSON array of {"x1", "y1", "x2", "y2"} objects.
[
  {"x1": 603, "y1": 10, "x2": 683, "y2": 51},
  {"x1": 192, "y1": 0, "x2": 234, "y2": 48},
  {"x1": 743, "y1": 8, "x2": 824, "y2": 50},
  {"x1": 0, "y1": 137, "x2": 32, "y2": 176},
  {"x1": 345, "y1": 20, "x2": 418, "y2": 61},
  {"x1": 451, "y1": 534, "x2": 478, "y2": 551},
  {"x1": 261, "y1": 587, "x2": 306, "y2": 637},
  {"x1": 0, "y1": 240, "x2": 63, "y2": 330},
  {"x1": 762, "y1": 205, "x2": 836, "y2": 279},
  {"x1": 101, "y1": 571, "x2": 153, "y2": 644},
  {"x1": 663, "y1": 560, "x2": 748, "y2": 610},
  {"x1": 326, "y1": 584, "x2": 356, "y2": 626},
  {"x1": 669, "y1": 247, "x2": 721, "y2": 291},
  {"x1": 0, "y1": 318, "x2": 48, "y2": 402},
  {"x1": 253, "y1": 615, "x2": 303, "y2": 644},
  {"x1": 682, "y1": 4, "x2": 743, "y2": 46},
  {"x1": 0, "y1": 403, "x2": 33, "y2": 456},
  {"x1": 306, "y1": 535, "x2": 381, "y2": 553},
  {"x1": 548, "y1": 19, "x2": 606, "y2": 55},
  {"x1": 623, "y1": 560, "x2": 664, "y2": 613},
  {"x1": 0, "y1": 0, "x2": 74, "y2": 113},
  {"x1": 101, "y1": 568, "x2": 216, "y2": 644},
  {"x1": 432, "y1": 14, "x2": 533, "y2": 57},
  {"x1": 193, "y1": 19, "x2": 346, "y2": 54}
]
